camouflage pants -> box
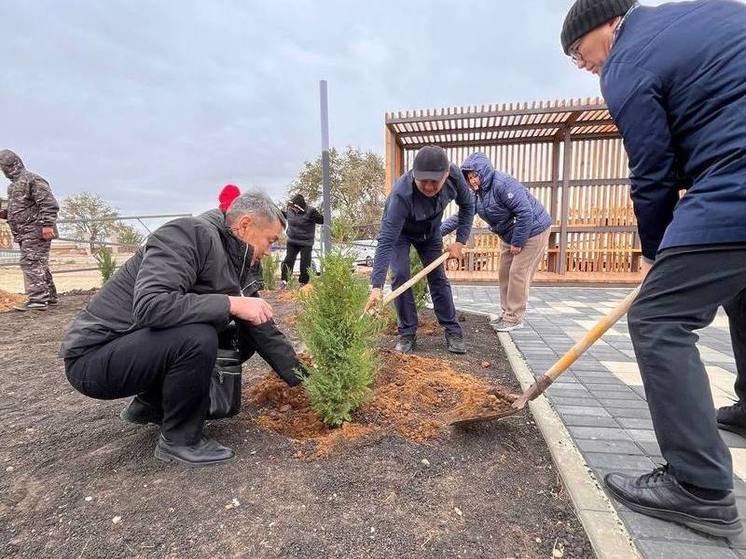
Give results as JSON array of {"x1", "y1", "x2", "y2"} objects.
[{"x1": 19, "y1": 237, "x2": 57, "y2": 303}]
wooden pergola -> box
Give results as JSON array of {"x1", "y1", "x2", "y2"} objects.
[{"x1": 384, "y1": 97, "x2": 641, "y2": 278}]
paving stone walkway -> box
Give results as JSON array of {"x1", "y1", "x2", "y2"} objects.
[{"x1": 452, "y1": 285, "x2": 745, "y2": 558}]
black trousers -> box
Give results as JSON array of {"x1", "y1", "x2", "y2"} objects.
[
  {"x1": 628, "y1": 244, "x2": 746, "y2": 490},
  {"x1": 65, "y1": 323, "x2": 218, "y2": 445},
  {"x1": 64, "y1": 319, "x2": 301, "y2": 446},
  {"x1": 281, "y1": 243, "x2": 312, "y2": 285}
]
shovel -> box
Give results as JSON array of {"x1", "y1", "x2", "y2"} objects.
[
  {"x1": 450, "y1": 286, "x2": 641, "y2": 426},
  {"x1": 362, "y1": 251, "x2": 451, "y2": 319}
]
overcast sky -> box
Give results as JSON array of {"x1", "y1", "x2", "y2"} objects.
[{"x1": 2, "y1": 0, "x2": 666, "y2": 217}]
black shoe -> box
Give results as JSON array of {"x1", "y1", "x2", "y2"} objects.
[
  {"x1": 445, "y1": 333, "x2": 466, "y2": 354},
  {"x1": 718, "y1": 402, "x2": 746, "y2": 438},
  {"x1": 120, "y1": 396, "x2": 163, "y2": 426},
  {"x1": 47, "y1": 299, "x2": 58, "y2": 306},
  {"x1": 13, "y1": 300, "x2": 47, "y2": 312},
  {"x1": 395, "y1": 335, "x2": 416, "y2": 354},
  {"x1": 154, "y1": 435, "x2": 235, "y2": 466},
  {"x1": 605, "y1": 465, "x2": 743, "y2": 538}
]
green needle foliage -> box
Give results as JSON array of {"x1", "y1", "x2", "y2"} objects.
[
  {"x1": 409, "y1": 247, "x2": 430, "y2": 312},
  {"x1": 261, "y1": 254, "x2": 280, "y2": 291},
  {"x1": 296, "y1": 252, "x2": 384, "y2": 426},
  {"x1": 94, "y1": 246, "x2": 117, "y2": 283}
]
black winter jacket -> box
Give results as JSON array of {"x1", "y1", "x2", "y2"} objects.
[
  {"x1": 284, "y1": 205, "x2": 323, "y2": 247},
  {"x1": 60, "y1": 209, "x2": 302, "y2": 385}
]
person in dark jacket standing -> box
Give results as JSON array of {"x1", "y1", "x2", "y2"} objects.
[
  {"x1": 563, "y1": 0, "x2": 746, "y2": 538},
  {"x1": 442, "y1": 153, "x2": 551, "y2": 331},
  {"x1": 60, "y1": 191, "x2": 306, "y2": 467},
  {"x1": 0, "y1": 150, "x2": 59, "y2": 311},
  {"x1": 364, "y1": 146, "x2": 475, "y2": 354},
  {"x1": 280, "y1": 193, "x2": 323, "y2": 287}
]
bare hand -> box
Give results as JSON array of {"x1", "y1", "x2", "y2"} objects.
[
  {"x1": 41, "y1": 227, "x2": 55, "y2": 240},
  {"x1": 510, "y1": 245, "x2": 523, "y2": 255},
  {"x1": 229, "y1": 296, "x2": 273, "y2": 325},
  {"x1": 364, "y1": 287, "x2": 383, "y2": 314},
  {"x1": 447, "y1": 242, "x2": 464, "y2": 260}
]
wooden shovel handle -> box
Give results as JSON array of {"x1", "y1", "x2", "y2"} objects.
[
  {"x1": 545, "y1": 286, "x2": 641, "y2": 382},
  {"x1": 381, "y1": 251, "x2": 451, "y2": 307}
]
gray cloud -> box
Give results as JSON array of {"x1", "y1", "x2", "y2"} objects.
[{"x1": 1, "y1": 0, "x2": 666, "y2": 216}]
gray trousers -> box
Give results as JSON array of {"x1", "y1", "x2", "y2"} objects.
[{"x1": 629, "y1": 244, "x2": 746, "y2": 490}]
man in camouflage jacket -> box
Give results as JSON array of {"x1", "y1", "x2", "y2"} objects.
[{"x1": 0, "y1": 150, "x2": 59, "y2": 311}]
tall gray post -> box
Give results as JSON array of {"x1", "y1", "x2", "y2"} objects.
[{"x1": 320, "y1": 80, "x2": 332, "y2": 254}]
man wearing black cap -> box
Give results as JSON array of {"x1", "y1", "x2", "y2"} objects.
[
  {"x1": 364, "y1": 145, "x2": 475, "y2": 354},
  {"x1": 562, "y1": 0, "x2": 746, "y2": 539}
]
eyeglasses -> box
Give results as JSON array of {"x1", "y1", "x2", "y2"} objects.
[{"x1": 568, "y1": 39, "x2": 583, "y2": 65}]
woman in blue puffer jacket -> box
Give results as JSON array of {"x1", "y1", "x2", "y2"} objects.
[{"x1": 442, "y1": 152, "x2": 552, "y2": 330}]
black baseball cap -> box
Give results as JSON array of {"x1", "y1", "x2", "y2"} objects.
[{"x1": 413, "y1": 146, "x2": 450, "y2": 181}]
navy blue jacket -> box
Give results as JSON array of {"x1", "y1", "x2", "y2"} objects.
[
  {"x1": 371, "y1": 164, "x2": 475, "y2": 287},
  {"x1": 601, "y1": 0, "x2": 746, "y2": 261},
  {"x1": 441, "y1": 153, "x2": 551, "y2": 246}
]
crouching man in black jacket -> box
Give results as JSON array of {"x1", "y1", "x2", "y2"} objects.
[{"x1": 60, "y1": 191, "x2": 304, "y2": 466}]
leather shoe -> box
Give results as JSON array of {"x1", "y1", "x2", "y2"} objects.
[
  {"x1": 605, "y1": 465, "x2": 742, "y2": 538},
  {"x1": 154, "y1": 435, "x2": 235, "y2": 466},
  {"x1": 718, "y1": 402, "x2": 746, "y2": 438},
  {"x1": 120, "y1": 396, "x2": 163, "y2": 426},
  {"x1": 395, "y1": 335, "x2": 416, "y2": 354},
  {"x1": 445, "y1": 333, "x2": 466, "y2": 354}
]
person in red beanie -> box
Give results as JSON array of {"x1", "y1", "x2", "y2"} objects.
[{"x1": 218, "y1": 184, "x2": 241, "y2": 213}]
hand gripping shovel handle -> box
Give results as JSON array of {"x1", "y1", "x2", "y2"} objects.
[
  {"x1": 362, "y1": 252, "x2": 451, "y2": 318},
  {"x1": 512, "y1": 286, "x2": 641, "y2": 410}
]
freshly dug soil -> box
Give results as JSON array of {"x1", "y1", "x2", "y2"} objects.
[
  {"x1": 0, "y1": 291, "x2": 594, "y2": 558},
  {"x1": 0, "y1": 289, "x2": 24, "y2": 312},
  {"x1": 248, "y1": 350, "x2": 517, "y2": 456}
]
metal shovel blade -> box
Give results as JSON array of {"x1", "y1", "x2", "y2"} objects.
[{"x1": 448, "y1": 403, "x2": 524, "y2": 427}]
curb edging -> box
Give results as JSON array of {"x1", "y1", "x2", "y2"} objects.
[{"x1": 498, "y1": 331, "x2": 641, "y2": 559}]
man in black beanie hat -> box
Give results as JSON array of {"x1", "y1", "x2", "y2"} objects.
[{"x1": 562, "y1": 0, "x2": 746, "y2": 540}]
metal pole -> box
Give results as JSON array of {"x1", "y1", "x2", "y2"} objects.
[{"x1": 320, "y1": 80, "x2": 332, "y2": 255}]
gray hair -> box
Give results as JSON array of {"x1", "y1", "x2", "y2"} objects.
[{"x1": 226, "y1": 191, "x2": 286, "y2": 228}]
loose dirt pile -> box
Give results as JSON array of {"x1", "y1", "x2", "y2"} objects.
[
  {"x1": 0, "y1": 289, "x2": 24, "y2": 312},
  {"x1": 247, "y1": 350, "x2": 516, "y2": 457}
]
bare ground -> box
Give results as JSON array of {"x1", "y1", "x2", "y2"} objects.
[{"x1": 0, "y1": 292, "x2": 593, "y2": 559}]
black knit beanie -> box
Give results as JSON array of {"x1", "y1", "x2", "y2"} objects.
[{"x1": 561, "y1": 0, "x2": 636, "y2": 54}]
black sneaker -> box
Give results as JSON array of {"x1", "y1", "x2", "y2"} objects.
[
  {"x1": 154, "y1": 435, "x2": 235, "y2": 466},
  {"x1": 718, "y1": 402, "x2": 746, "y2": 438},
  {"x1": 605, "y1": 465, "x2": 743, "y2": 538},
  {"x1": 445, "y1": 333, "x2": 466, "y2": 354},
  {"x1": 395, "y1": 335, "x2": 416, "y2": 354},
  {"x1": 13, "y1": 300, "x2": 47, "y2": 312},
  {"x1": 120, "y1": 396, "x2": 163, "y2": 426}
]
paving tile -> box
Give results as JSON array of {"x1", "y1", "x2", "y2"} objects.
[
  {"x1": 625, "y1": 429, "x2": 658, "y2": 443},
  {"x1": 576, "y1": 438, "x2": 643, "y2": 455},
  {"x1": 567, "y1": 426, "x2": 632, "y2": 441},
  {"x1": 554, "y1": 405, "x2": 612, "y2": 418},
  {"x1": 584, "y1": 452, "x2": 656, "y2": 470},
  {"x1": 616, "y1": 417, "x2": 655, "y2": 430},
  {"x1": 561, "y1": 414, "x2": 620, "y2": 428},
  {"x1": 635, "y1": 539, "x2": 738, "y2": 558},
  {"x1": 618, "y1": 511, "x2": 730, "y2": 546},
  {"x1": 547, "y1": 396, "x2": 604, "y2": 407}
]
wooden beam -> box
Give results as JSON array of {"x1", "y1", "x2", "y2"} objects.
[
  {"x1": 394, "y1": 118, "x2": 616, "y2": 140},
  {"x1": 384, "y1": 124, "x2": 396, "y2": 195},
  {"x1": 558, "y1": 128, "x2": 572, "y2": 274},
  {"x1": 401, "y1": 130, "x2": 620, "y2": 150},
  {"x1": 385, "y1": 101, "x2": 607, "y2": 125}
]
